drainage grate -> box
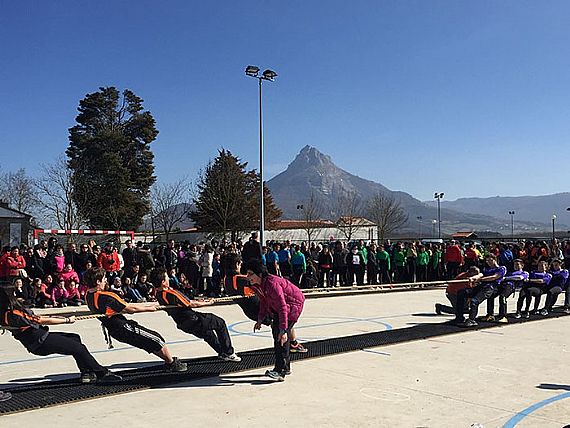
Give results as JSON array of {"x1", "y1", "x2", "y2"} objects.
[{"x1": 0, "y1": 310, "x2": 567, "y2": 415}]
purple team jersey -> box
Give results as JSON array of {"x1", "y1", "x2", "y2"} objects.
[
  {"x1": 549, "y1": 269, "x2": 569, "y2": 288},
  {"x1": 504, "y1": 270, "x2": 529, "y2": 288},
  {"x1": 529, "y1": 271, "x2": 552, "y2": 286},
  {"x1": 482, "y1": 266, "x2": 507, "y2": 286}
]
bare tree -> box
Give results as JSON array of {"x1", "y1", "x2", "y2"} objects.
[
  {"x1": 299, "y1": 191, "x2": 324, "y2": 246},
  {"x1": 335, "y1": 190, "x2": 364, "y2": 241},
  {"x1": 151, "y1": 177, "x2": 194, "y2": 242},
  {"x1": 366, "y1": 193, "x2": 408, "y2": 243},
  {"x1": 0, "y1": 168, "x2": 38, "y2": 214},
  {"x1": 34, "y1": 157, "x2": 85, "y2": 229}
]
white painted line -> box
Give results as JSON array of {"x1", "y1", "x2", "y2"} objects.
[
  {"x1": 362, "y1": 349, "x2": 391, "y2": 356},
  {"x1": 478, "y1": 365, "x2": 517, "y2": 375},
  {"x1": 360, "y1": 387, "x2": 410, "y2": 402}
]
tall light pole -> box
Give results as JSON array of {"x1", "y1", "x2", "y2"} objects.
[
  {"x1": 508, "y1": 210, "x2": 515, "y2": 241},
  {"x1": 432, "y1": 219, "x2": 437, "y2": 238},
  {"x1": 434, "y1": 192, "x2": 444, "y2": 239},
  {"x1": 245, "y1": 65, "x2": 277, "y2": 246},
  {"x1": 552, "y1": 214, "x2": 557, "y2": 243},
  {"x1": 416, "y1": 216, "x2": 423, "y2": 240}
]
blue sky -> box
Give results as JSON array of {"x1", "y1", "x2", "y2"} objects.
[{"x1": 1, "y1": 1, "x2": 570, "y2": 202}]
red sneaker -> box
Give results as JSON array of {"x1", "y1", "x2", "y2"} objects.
[{"x1": 290, "y1": 342, "x2": 308, "y2": 353}]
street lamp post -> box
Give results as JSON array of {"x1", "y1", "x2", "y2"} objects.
[
  {"x1": 432, "y1": 219, "x2": 437, "y2": 238},
  {"x1": 552, "y1": 214, "x2": 557, "y2": 243},
  {"x1": 434, "y1": 192, "x2": 444, "y2": 239},
  {"x1": 245, "y1": 65, "x2": 277, "y2": 246},
  {"x1": 508, "y1": 210, "x2": 515, "y2": 241}
]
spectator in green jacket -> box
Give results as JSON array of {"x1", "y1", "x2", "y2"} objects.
[
  {"x1": 290, "y1": 246, "x2": 306, "y2": 286},
  {"x1": 376, "y1": 245, "x2": 392, "y2": 285},
  {"x1": 416, "y1": 245, "x2": 430, "y2": 283},
  {"x1": 394, "y1": 244, "x2": 407, "y2": 283},
  {"x1": 431, "y1": 245, "x2": 443, "y2": 280}
]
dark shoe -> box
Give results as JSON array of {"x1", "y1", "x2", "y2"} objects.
[
  {"x1": 166, "y1": 357, "x2": 187, "y2": 372},
  {"x1": 524, "y1": 311, "x2": 530, "y2": 319},
  {"x1": 97, "y1": 372, "x2": 123, "y2": 384},
  {"x1": 0, "y1": 391, "x2": 11, "y2": 402},
  {"x1": 80, "y1": 372, "x2": 97, "y2": 384},
  {"x1": 435, "y1": 304, "x2": 442, "y2": 315},
  {"x1": 463, "y1": 319, "x2": 478, "y2": 327},
  {"x1": 513, "y1": 312, "x2": 522, "y2": 319},
  {"x1": 282, "y1": 369, "x2": 291, "y2": 376},
  {"x1": 265, "y1": 370, "x2": 285, "y2": 381},
  {"x1": 539, "y1": 309, "x2": 549, "y2": 316}
]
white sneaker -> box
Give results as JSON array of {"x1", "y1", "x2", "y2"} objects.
[{"x1": 220, "y1": 353, "x2": 241, "y2": 362}]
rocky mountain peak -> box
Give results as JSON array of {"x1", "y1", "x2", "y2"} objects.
[{"x1": 289, "y1": 145, "x2": 335, "y2": 172}]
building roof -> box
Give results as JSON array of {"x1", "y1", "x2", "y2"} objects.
[
  {"x1": 271, "y1": 219, "x2": 335, "y2": 230},
  {"x1": 452, "y1": 231, "x2": 478, "y2": 239},
  {"x1": 337, "y1": 216, "x2": 375, "y2": 227},
  {"x1": 0, "y1": 202, "x2": 32, "y2": 219}
]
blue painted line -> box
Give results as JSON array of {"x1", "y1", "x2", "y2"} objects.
[
  {"x1": 227, "y1": 316, "x2": 393, "y2": 339},
  {"x1": 502, "y1": 391, "x2": 570, "y2": 427},
  {"x1": 362, "y1": 349, "x2": 391, "y2": 356},
  {"x1": 0, "y1": 314, "x2": 399, "y2": 367}
]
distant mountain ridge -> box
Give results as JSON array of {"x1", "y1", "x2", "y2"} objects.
[
  {"x1": 427, "y1": 194, "x2": 570, "y2": 229},
  {"x1": 267, "y1": 146, "x2": 543, "y2": 234}
]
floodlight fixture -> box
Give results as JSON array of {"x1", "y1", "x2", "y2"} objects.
[
  {"x1": 245, "y1": 65, "x2": 260, "y2": 77},
  {"x1": 262, "y1": 69, "x2": 278, "y2": 81}
]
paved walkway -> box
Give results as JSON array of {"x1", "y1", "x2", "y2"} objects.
[{"x1": 1, "y1": 289, "x2": 569, "y2": 427}]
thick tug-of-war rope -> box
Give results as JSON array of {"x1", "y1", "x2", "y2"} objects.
[{"x1": 60, "y1": 279, "x2": 455, "y2": 321}]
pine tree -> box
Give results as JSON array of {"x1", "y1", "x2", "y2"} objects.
[
  {"x1": 191, "y1": 149, "x2": 282, "y2": 240},
  {"x1": 66, "y1": 87, "x2": 158, "y2": 230}
]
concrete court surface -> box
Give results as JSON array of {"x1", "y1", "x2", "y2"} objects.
[{"x1": 1, "y1": 289, "x2": 570, "y2": 428}]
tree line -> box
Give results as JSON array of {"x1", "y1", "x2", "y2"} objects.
[{"x1": 1, "y1": 86, "x2": 408, "y2": 242}]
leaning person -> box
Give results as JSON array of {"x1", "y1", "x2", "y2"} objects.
[
  {"x1": 455, "y1": 254, "x2": 506, "y2": 327},
  {"x1": 0, "y1": 283, "x2": 122, "y2": 384},
  {"x1": 435, "y1": 266, "x2": 480, "y2": 316},
  {"x1": 245, "y1": 259, "x2": 305, "y2": 382},
  {"x1": 225, "y1": 254, "x2": 307, "y2": 353},
  {"x1": 151, "y1": 268, "x2": 241, "y2": 362},
  {"x1": 83, "y1": 267, "x2": 187, "y2": 372}
]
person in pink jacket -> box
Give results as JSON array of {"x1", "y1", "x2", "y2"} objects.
[
  {"x1": 60, "y1": 263, "x2": 80, "y2": 288},
  {"x1": 51, "y1": 279, "x2": 70, "y2": 307},
  {"x1": 245, "y1": 259, "x2": 305, "y2": 382}
]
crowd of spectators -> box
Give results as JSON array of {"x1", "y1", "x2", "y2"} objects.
[{"x1": 1, "y1": 233, "x2": 569, "y2": 309}]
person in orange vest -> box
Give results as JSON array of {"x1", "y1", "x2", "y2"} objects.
[
  {"x1": 435, "y1": 266, "x2": 480, "y2": 315},
  {"x1": 83, "y1": 267, "x2": 187, "y2": 372},
  {"x1": 0, "y1": 281, "x2": 122, "y2": 384},
  {"x1": 151, "y1": 267, "x2": 241, "y2": 362}
]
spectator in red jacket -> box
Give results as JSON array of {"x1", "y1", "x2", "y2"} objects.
[
  {"x1": 445, "y1": 240, "x2": 464, "y2": 279},
  {"x1": 5, "y1": 247, "x2": 26, "y2": 281},
  {"x1": 97, "y1": 244, "x2": 121, "y2": 278},
  {"x1": 0, "y1": 246, "x2": 11, "y2": 280}
]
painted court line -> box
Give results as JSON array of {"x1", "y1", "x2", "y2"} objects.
[
  {"x1": 502, "y1": 391, "x2": 570, "y2": 427},
  {"x1": 361, "y1": 349, "x2": 391, "y2": 356}
]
